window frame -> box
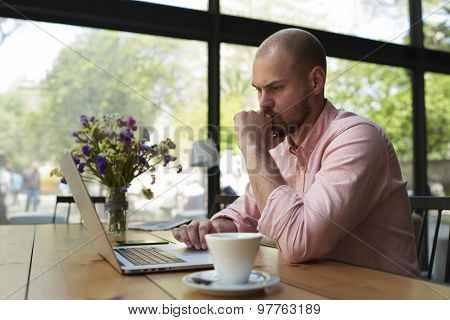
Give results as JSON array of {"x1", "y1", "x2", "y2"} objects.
[{"x1": 0, "y1": 0, "x2": 448, "y2": 212}]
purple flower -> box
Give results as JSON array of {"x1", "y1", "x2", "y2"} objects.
[
  {"x1": 80, "y1": 115, "x2": 89, "y2": 125},
  {"x1": 139, "y1": 156, "x2": 149, "y2": 168},
  {"x1": 95, "y1": 155, "x2": 108, "y2": 175},
  {"x1": 117, "y1": 118, "x2": 127, "y2": 127},
  {"x1": 163, "y1": 154, "x2": 177, "y2": 166},
  {"x1": 72, "y1": 153, "x2": 80, "y2": 165},
  {"x1": 81, "y1": 145, "x2": 91, "y2": 156},
  {"x1": 118, "y1": 128, "x2": 134, "y2": 143},
  {"x1": 127, "y1": 116, "x2": 136, "y2": 128},
  {"x1": 71, "y1": 131, "x2": 78, "y2": 137},
  {"x1": 77, "y1": 163, "x2": 85, "y2": 173},
  {"x1": 140, "y1": 144, "x2": 156, "y2": 157}
]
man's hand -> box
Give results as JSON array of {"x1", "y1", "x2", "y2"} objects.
[
  {"x1": 172, "y1": 218, "x2": 237, "y2": 250},
  {"x1": 233, "y1": 110, "x2": 287, "y2": 212},
  {"x1": 234, "y1": 110, "x2": 285, "y2": 153}
]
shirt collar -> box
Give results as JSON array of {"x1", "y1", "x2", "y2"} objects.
[{"x1": 284, "y1": 99, "x2": 338, "y2": 157}]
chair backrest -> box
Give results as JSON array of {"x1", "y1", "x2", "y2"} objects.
[
  {"x1": 409, "y1": 196, "x2": 450, "y2": 283},
  {"x1": 214, "y1": 195, "x2": 239, "y2": 206},
  {"x1": 207, "y1": 194, "x2": 239, "y2": 218},
  {"x1": 53, "y1": 195, "x2": 106, "y2": 223}
]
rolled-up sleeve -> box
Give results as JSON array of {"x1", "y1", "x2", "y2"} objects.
[
  {"x1": 210, "y1": 182, "x2": 261, "y2": 232},
  {"x1": 258, "y1": 124, "x2": 390, "y2": 263}
]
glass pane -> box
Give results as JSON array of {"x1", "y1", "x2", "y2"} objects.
[
  {"x1": 0, "y1": 18, "x2": 207, "y2": 224},
  {"x1": 326, "y1": 58, "x2": 413, "y2": 192},
  {"x1": 134, "y1": 0, "x2": 207, "y2": 11},
  {"x1": 221, "y1": 0, "x2": 410, "y2": 44},
  {"x1": 220, "y1": 43, "x2": 257, "y2": 195},
  {"x1": 422, "y1": 0, "x2": 449, "y2": 52},
  {"x1": 425, "y1": 71, "x2": 449, "y2": 283},
  {"x1": 425, "y1": 72, "x2": 450, "y2": 196}
]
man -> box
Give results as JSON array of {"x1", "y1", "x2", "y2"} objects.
[
  {"x1": 173, "y1": 28, "x2": 418, "y2": 276},
  {"x1": 0, "y1": 156, "x2": 9, "y2": 224},
  {"x1": 24, "y1": 161, "x2": 41, "y2": 212}
]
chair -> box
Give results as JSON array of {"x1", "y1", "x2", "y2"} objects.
[
  {"x1": 214, "y1": 194, "x2": 239, "y2": 209},
  {"x1": 409, "y1": 196, "x2": 450, "y2": 283},
  {"x1": 207, "y1": 194, "x2": 239, "y2": 218},
  {"x1": 52, "y1": 195, "x2": 106, "y2": 223}
]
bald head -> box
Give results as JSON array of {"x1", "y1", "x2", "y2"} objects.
[{"x1": 256, "y1": 28, "x2": 327, "y2": 77}]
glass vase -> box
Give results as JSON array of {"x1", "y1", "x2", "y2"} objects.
[{"x1": 105, "y1": 187, "x2": 128, "y2": 236}]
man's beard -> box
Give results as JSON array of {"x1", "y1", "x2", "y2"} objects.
[{"x1": 272, "y1": 98, "x2": 312, "y2": 139}]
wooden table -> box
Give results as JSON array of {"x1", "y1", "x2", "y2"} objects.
[{"x1": 1, "y1": 224, "x2": 449, "y2": 300}]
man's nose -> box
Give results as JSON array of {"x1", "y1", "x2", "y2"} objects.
[{"x1": 259, "y1": 91, "x2": 274, "y2": 112}]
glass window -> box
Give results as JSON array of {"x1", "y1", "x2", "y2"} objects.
[
  {"x1": 0, "y1": 18, "x2": 207, "y2": 224},
  {"x1": 221, "y1": 0, "x2": 410, "y2": 44},
  {"x1": 135, "y1": 0, "x2": 207, "y2": 11},
  {"x1": 424, "y1": 72, "x2": 449, "y2": 283},
  {"x1": 422, "y1": 0, "x2": 449, "y2": 52},
  {"x1": 425, "y1": 72, "x2": 450, "y2": 196},
  {"x1": 326, "y1": 58, "x2": 413, "y2": 192},
  {"x1": 220, "y1": 43, "x2": 256, "y2": 195}
]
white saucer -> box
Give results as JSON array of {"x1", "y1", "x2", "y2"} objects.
[{"x1": 182, "y1": 270, "x2": 280, "y2": 296}]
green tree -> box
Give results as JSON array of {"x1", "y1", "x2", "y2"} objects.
[
  {"x1": 220, "y1": 44, "x2": 257, "y2": 152},
  {"x1": 326, "y1": 60, "x2": 413, "y2": 161},
  {"x1": 423, "y1": 0, "x2": 449, "y2": 51},
  {"x1": 0, "y1": 28, "x2": 207, "y2": 169}
]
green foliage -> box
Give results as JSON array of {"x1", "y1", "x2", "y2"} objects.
[
  {"x1": 220, "y1": 44, "x2": 257, "y2": 152},
  {"x1": 0, "y1": 89, "x2": 38, "y2": 171},
  {"x1": 422, "y1": 0, "x2": 449, "y2": 51},
  {"x1": 0, "y1": 3, "x2": 448, "y2": 174},
  {"x1": 0, "y1": 29, "x2": 206, "y2": 170},
  {"x1": 327, "y1": 60, "x2": 413, "y2": 161},
  {"x1": 425, "y1": 72, "x2": 450, "y2": 160}
]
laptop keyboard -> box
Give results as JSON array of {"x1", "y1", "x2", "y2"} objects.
[{"x1": 115, "y1": 247, "x2": 186, "y2": 266}]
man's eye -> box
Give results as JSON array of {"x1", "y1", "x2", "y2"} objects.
[{"x1": 254, "y1": 87, "x2": 262, "y2": 94}]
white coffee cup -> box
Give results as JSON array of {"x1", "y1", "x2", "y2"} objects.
[{"x1": 205, "y1": 232, "x2": 261, "y2": 285}]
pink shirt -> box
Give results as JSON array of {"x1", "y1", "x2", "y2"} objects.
[{"x1": 212, "y1": 100, "x2": 419, "y2": 277}]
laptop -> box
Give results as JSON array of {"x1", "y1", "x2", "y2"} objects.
[{"x1": 60, "y1": 152, "x2": 213, "y2": 274}]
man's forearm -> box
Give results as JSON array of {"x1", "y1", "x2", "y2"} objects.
[
  {"x1": 211, "y1": 217, "x2": 238, "y2": 233},
  {"x1": 244, "y1": 148, "x2": 286, "y2": 212}
]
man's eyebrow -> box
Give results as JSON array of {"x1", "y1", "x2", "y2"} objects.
[{"x1": 251, "y1": 80, "x2": 285, "y2": 89}]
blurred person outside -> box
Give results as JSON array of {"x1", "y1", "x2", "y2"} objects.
[
  {"x1": 0, "y1": 156, "x2": 8, "y2": 224},
  {"x1": 10, "y1": 170, "x2": 23, "y2": 205},
  {"x1": 23, "y1": 160, "x2": 41, "y2": 212},
  {"x1": 0, "y1": 161, "x2": 12, "y2": 200}
]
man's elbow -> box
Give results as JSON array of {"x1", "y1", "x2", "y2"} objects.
[
  {"x1": 279, "y1": 245, "x2": 314, "y2": 264},
  {"x1": 278, "y1": 241, "x2": 330, "y2": 264},
  {"x1": 283, "y1": 253, "x2": 308, "y2": 264}
]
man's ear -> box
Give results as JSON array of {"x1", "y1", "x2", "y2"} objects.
[{"x1": 309, "y1": 66, "x2": 326, "y2": 95}]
